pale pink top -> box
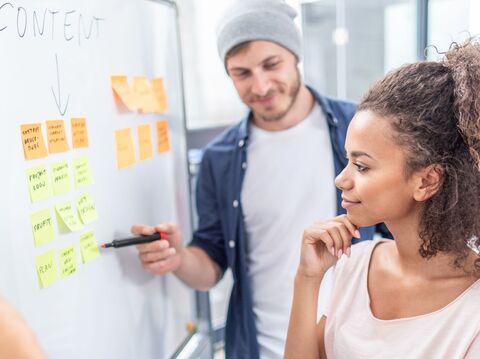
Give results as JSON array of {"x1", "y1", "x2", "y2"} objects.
[{"x1": 324, "y1": 239, "x2": 480, "y2": 359}]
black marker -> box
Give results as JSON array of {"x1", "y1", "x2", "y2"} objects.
[{"x1": 101, "y1": 232, "x2": 166, "y2": 248}]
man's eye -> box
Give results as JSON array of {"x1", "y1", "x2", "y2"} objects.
[{"x1": 264, "y1": 62, "x2": 279, "y2": 69}]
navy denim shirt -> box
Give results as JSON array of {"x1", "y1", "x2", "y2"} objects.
[{"x1": 190, "y1": 87, "x2": 388, "y2": 358}]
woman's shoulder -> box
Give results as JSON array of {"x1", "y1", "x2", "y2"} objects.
[{"x1": 335, "y1": 238, "x2": 390, "y2": 276}]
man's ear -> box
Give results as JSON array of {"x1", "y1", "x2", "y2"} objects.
[{"x1": 412, "y1": 164, "x2": 444, "y2": 202}]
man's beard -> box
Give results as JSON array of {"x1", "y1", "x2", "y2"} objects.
[{"x1": 254, "y1": 70, "x2": 301, "y2": 122}]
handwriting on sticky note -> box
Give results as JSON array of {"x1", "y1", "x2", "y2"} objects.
[
  {"x1": 73, "y1": 156, "x2": 94, "y2": 188},
  {"x1": 79, "y1": 231, "x2": 100, "y2": 263},
  {"x1": 71, "y1": 118, "x2": 89, "y2": 148},
  {"x1": 21, "y1": 123, "x2": 48, "y2": 160},
  {"x1": 156, "y1": 120, "x2": 171, "y2": 153},
  {"x1": 46, "y1": 120, "x2": 69, "y2": 153},
  {"x1": 76, "y1": 193, "x2": 98, "y2": 224},
  {"x1": 51, "y1": 160, "x2": 71, "y2": 195},
  {"x1": 31, "y1": 208, "x2": 55, "y2": 247},
  {"x1": 26, "y1": 164, "x2": 52, "y2": 202},
  {"x1": 152, "y1": 78, "x2": 168, "y2": 113},
  {"x1": 35, "y1": 250, "x2": 58, "y2": 288},
  {"x1": 55, "y1": 201, "x2": 83, "y2": 232},
  {"x1": 111, "y1": 76, "x2": 138, "y2": 111},
  {"x1": 59, "y1": 246, "x2": 77, "y2": 279},
  {"x1": 134, "y1": 76, "x2": 158, "y2": 113},
  {"x1": 137, "y1": 124, "x2": 153, "y2": 160},
  {"x1": 115, "y1": 128, "x2": 136, "y2": 169}
]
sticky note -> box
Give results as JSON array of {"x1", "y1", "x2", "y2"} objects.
[
  {"x1": 59, "y1": 246, "x2": 77, "y2": 279},
  {"x1": 31, "y1": 208, "x2": 55, "y2": 247},
  {"x1": 79, "y1": 231, "x2": 100, "y2": 263},
  {"x1": 76, "y1": 193, "x2": 98, "y2": 224},
  {"x1": 71, "y1": 118, "x2": 89, "y2": 148},
  {"x1": 73, "y1": 156, "x2": 94, "y2": 188},
  {"x1": 111, "y1": 76, "x2": 138, "y2": 111},
  {"x1": 51, "y1": 160, "x2": 71, "y2": 195},
  {"x1": 26, "y1": 164, "x2": 52, "y2": 202},
  {"x1": 20, "y1": 123, "x2": 48, "y2": 160},
  {"x1": 35, "y1": 250, "x2": 58, "y2": 288},
  {"x1": 152, "y1": 78, "x2": 168, "y2": 113},
  {"x1": 137, "y1": 124, "x2": 153, "y2": 160},
  {"x1": 115, "y1": 128, "x2": 136, "y2": 169},
  {"x1": 133, "y1": 76, "x2": 158, "y2": 113},
  {"x1": 156, "y1": 120, "x2": 171, "y2": 153},
  {"x1": 46, "y1": 120, "x2": 69, "y2": 153},
  {"x1": 55, "y1": 201, "x2": 83, "y2": 232}
]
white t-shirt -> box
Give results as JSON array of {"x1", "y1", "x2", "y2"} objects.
[
  {"x1": 325, "y1": 239, "x2": 480, "y2": 359},
  {"x1": 241, "y1": 103, "x2": 336, "y2": 358}
]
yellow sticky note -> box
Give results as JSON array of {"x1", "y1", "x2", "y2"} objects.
[
  {"x1": 115, "y1": 128, "x2": 136, "y2": 169},
  {"x1": 71, "y1": 118, "x2": 89, "y2": 148},
  {"x1": 35, "y1": 250, "x2": 58, "y2": 289},
  {"x1": 46, "y1": 120, "x2": 69, "y2": 153},
  {"x1": 134, "y1": 76, "x2": 158, "y2": 113},
  {"x1": 76, "y1": 193, "x2": 98, "y2": 224},
  {"x1": 31, "y1": 208, "x2": 55, "y2": 247},
  {"x1": 152, "y1": 78, "x2": 168, "y2": 113},
  {"x1": 79, "y1": 231, "x2": 100, "y2": 263},
  {"x1": 156, "y1": 120, "x2": 171, "y2": 153},
  {"x1": 26, "y1": 164, "x2": 52, "y2": 202},
  {"x1": 20, "y1": 123, "x2": 48, "y2": 160},
  {"x1": 51, "y1": 160, "x2": 71, "y2": 195},
  {"x1": 73, "y1": 156, "x2": 94, "y2": 188},
  {"x1": 55, "y1": 201, "x2": 83, "y2": 232},
  {"x1": 59, "y1": 246, "x2": 77, "y2": 279},
  {"x1": 137, "y1": 124, "x2": 153, "y2": 160},
  {"x1": 111, "y1": 76, "x2": 138, "y2": 111}
]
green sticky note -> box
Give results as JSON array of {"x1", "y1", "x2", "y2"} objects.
[
  {"x1": 76, "y1": 193, "x2": 98, "y2": 224},
  {"x1": 73, "y1": 156, "x2": 94, "y2": 188},
  {"x1": 59, "y1": 246, "x2": 77, "y2": 279},
  {"x1": 31, "y1": 208, "x2": 55, "y2": 247},
  {"x1": 51, "y1": 160, "x2": 71, "y2": 195},
  {"x1": 35, "y1": 250, "x2": 58, "y2": 288},
  {"x1": 79, "y1": 231, "x2": 100, "y2": 263},
  {"x1": 55, "y1": 201, "x2": 83, "y2": 232},
  {"x1": 26, "y1": 164, "x2": 52, "y2": 202}
]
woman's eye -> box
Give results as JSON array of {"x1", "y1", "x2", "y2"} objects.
[{"x1": 354, "y1": 163, "x2": 368, "y2": 172}]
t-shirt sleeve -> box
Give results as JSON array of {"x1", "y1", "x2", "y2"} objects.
[
  {"x1": 464, "y1": 332, "x2": 480, "y2": 358},
  {"x1": 188, "y1": 150, "x2": 228, "y2": 273},
  {"x1": 317, "y1": 266, "x2": 334, "y2": 320}
]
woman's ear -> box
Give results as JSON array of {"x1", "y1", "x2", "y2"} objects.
[{"x1": 413, "y1": 164, "x2": 444, "y2": 202}]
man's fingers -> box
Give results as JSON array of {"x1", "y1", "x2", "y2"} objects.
[{"x1": 131, "y1": 224, "x2": 156, "y2": 236}]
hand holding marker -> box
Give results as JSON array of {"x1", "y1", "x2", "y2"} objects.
[{"x1": 101, "y1": 232, "x2": 166, "y2": 248}]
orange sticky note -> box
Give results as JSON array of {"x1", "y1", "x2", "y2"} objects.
[
  {"x1": 152, "y1": 78, "x2": 168, "y2": 113},
  {"x1": 71, "y1": 118, "x2": 89, "y2": 148},
  {"x1": 20, "y1": 123, "x2": 48, "y2": 160},
  {"x1": 46, "y1": 120, "x2": 69, "y2": 153},
  {"x1": 137, "y1": 124, "x2": 153, "y2": 160},
  {"x1": 111, "y1": 76, "x2": 138, "y2": 111},
  {"x1": 115, "y1": 128, "x2": 136, "y2": 169},
  {"x1": 134, "y1": 76, "x2": 158, "y2": 113},
  {"x1": 156, "y1": 120, "x2": 171, "y2": 153}
]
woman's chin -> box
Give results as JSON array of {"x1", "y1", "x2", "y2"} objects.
[{"x1": 346, "y1": 213, "x2": 379, "y2": 229}]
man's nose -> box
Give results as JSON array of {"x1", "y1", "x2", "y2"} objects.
[{"x1": 250, "y1": 71, "x2": 271, "y2": 97}]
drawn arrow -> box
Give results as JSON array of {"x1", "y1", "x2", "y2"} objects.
[{"x1": 51, "y1": 54, "x2": 70, "y2": 116}]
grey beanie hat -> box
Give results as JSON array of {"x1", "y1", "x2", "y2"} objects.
[{"x1": 216, "y1": 0, "x2": 302, "y2": 63}]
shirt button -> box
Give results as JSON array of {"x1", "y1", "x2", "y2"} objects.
[
  {"x1": 332, "y1": 117, "x2": 338, "y2": 124},
  {"x1": 229, "y1": 240, "x2": 235, "y2": 248},
  {"x1": 242, "y1": 162, "x2": 247, "y2": 170},
  {"x1": 238, "y1": 139, "x2": 245, "y2": 148},
  {"x1": 232, "y1": 200, "x2": 239, "y2": 208}
]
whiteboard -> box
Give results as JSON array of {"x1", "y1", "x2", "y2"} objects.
[{"x1": 0, "y1": 0, "x2": 193, "y2": 358}]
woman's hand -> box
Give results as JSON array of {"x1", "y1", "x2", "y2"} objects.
[{"x1": 298, "y1": 215, "x2": 360, "y2": 278}]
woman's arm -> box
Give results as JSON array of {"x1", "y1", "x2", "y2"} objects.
[{"x1": 0, "y1": 297, "x2": 47, "y2": 359}]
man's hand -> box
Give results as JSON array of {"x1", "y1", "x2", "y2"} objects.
[{"x1": 132, "y1": 223, "x2": 184, "y2": 275}]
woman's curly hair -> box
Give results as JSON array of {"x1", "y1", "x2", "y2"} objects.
[{"x1": 357, "y1": 38, "x2": 480, "y2": 276}]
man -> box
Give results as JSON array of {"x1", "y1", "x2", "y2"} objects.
[{"x1": 133, "y1": 1, "x2": 388, "y2": 358}]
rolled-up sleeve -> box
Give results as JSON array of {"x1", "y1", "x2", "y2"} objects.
[{"x1": 189, "y1": 150, "x2": 228, "y2": 273}]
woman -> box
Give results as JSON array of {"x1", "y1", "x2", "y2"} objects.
[{"x1": 285, "y1": 39, "x2": 480, "y2": 358}]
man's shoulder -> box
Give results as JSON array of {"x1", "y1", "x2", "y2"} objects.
[
  {"x1": 309, "y1": 86, "x2": 357, "y2": 124},
  {"x1": 203, "y1": 120, "x2": 245, "y2": 156}
]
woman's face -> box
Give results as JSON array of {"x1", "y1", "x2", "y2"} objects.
[{"x1": 335, "y1": 110, "x2": 421, "y2": 228}]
